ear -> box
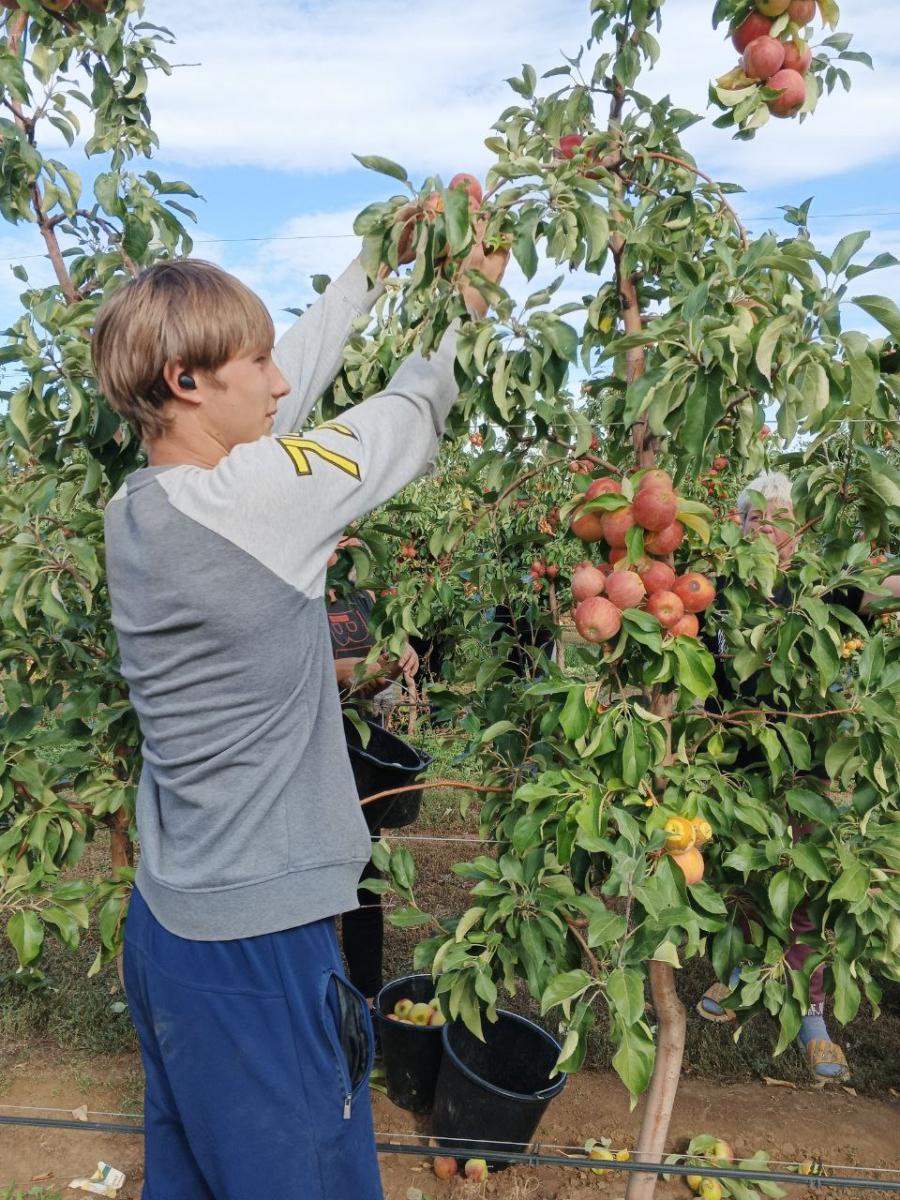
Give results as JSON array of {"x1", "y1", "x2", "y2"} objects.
[{"x1": 163, "y1": 359, "x2": 203, "y2": 406}]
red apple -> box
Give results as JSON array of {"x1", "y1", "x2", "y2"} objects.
[
  {"x1": 604, "y1": 570, "x2": 646, "y2": 611},
  {"x1": 644, "y1": 521, "x2": 684, "y2": 556},
  {"x1": 645, "y1": 590, "x2": 686, "y2": 630},
  {"x1": 574, "y1": 596, "x2": 623, "y2": 643},
  {"x1": 599, "y1": 505, "x2": 636, "y2": 548},
  {"x1": 572, "y1": 563, "x2": 607, "y2": 603},
  {"x1": 448, "y1": 172, "x2": 483, "y2": 210},
  {"x1": 640, "y1": 560, "x2": 676, "y2": 594},
  {"x1": 638, "y1": 469, "x2": 673, "y2": 492},
  {"x1": 571, "y1": 507, "x2": 606, "y2": 542},
  {"x1": 557, "y1": 133, "x2": 584, "y2": 159},
  {"x1": 433, "y1": 1157, "x2": 459, "y2": 1180},
  {"x1": 585, "y1": 476, "x2": 622, "y2": 501},
  {"x1": 672, "y1": 572, "x2": 716, "y2": 613},
  {"x1": 788, "y1": 0, "x2": 815, "y2": 22},
  {"x1": 782, "y1": 38, "x2": 812, "y2": 72},
  {"x1": 632, "y1": 485, "x2": 678, "y2": 533},
  {"x1": 731, "y1": 11, "x2": 772, "y2": 52},
  {"x1": 670, "y1": 612, "x2": 700, "y2": 638},
  {"x1": 743, "y1": 35, "x2": 786, "y2": 80},
  {"x1": 766, "y1": 68, "x2": 807, "y2": 116},
  {"x1": 608, "y1": 546, "x2": 627, "y2": 565}
]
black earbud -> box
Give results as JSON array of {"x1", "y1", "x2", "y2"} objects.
[{"x1": 178, "y1": 372, "x2": 197, "y2": 390}]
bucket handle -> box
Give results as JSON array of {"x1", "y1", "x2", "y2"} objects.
[{"x1": 534, "y1": 1083, "x2": 560, "y2": 1101}]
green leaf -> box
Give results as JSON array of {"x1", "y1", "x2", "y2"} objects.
[
  {"x1": 612, "y1": 1025, "x2": 654, "y2": 1099},
  {"x1": 560, "y1": 687, "x2": 590, "y2": 741},
  {"x1": 852, "y1": 294, "x2": 900, "y2": 341},
  {"x1": 828, "y1": 861, "x2": 869, "y2": 903},
  {"x1": 540, "y1": 969, "x2": 592, "y2": 1015},
  {"x1": 480, "y1": 720, "x2": 517, "y2": 743},
  {"x1": 388, "y1": 907, "x2": 434, "y2": 929},
  {"x1": 791, "y1": 842, "x2": 830, "y2": 883},
  {"x1": 7, "y1": 910, "x2": 44, "y2": 967},
  {"x1": 832, "y1": 955, "x2": 861, "y2": 1024},
  {"x1": 607, "y1": 967, "x2": 645, "y2": 1026},
  {"x1": 673, "y1": 639, "x2": 715, "y2": 699},
  {"x1": 352, "y1": 154, "x2": 408, "y2": 183},
  {"x1": 455, "y1": 906, "x2": 485, "y2": 942},
  {"x1": 829, "y1": 231, "x2": 869, "y2": 276}
]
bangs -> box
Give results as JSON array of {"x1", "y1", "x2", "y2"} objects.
[{"x1": 168, "y1": 267, "x2": 276, "y2": 371}]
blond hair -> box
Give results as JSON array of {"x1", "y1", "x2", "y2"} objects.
[{"x1": 92, "y1": 260, "x2": 275, "y2": 443}]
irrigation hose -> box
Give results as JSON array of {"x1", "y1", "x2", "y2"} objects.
[{"x1": 1, "y1": 1114, "x2": 898, "y2": 1191}]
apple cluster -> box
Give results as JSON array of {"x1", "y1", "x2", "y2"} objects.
[
  {"x1": 567, "y1": 470, "x2": 716, "y2": 644},
  {"x1": 386, "y1": 995, "x2": 446, "y2": 1028},
  {"x1": 724, "y1": 0, "x2": 818, "y2": 118},
  {"x1": 663, "y1": 815, "x2": 713, "y2": 886}
]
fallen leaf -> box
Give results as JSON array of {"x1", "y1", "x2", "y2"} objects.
[
  {"x1": 31, "y1": 1174, "x2": 54, "y2": 1183},
  {"x1": 72, "y1": 1105, "x2": 88, "y2": 1122},
  {"x1": 842, "y1": 1086, "x2": 857, "y2": 1097},
  {"x1": 763, "y1": 1076, "x2": 797, "y2": 1089}
]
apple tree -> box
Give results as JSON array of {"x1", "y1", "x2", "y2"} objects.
[
  {"x1": 340, "y1": 0, "x2": 899, "y2": 1192},
  {"x1": 0, "y1": 0, "x2": 197, "y2": 978}
]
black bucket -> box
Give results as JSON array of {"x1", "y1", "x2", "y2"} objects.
[
  {"x1": 343, "y1": 717, "x2": 433, "y2": 829},
  {"x1": 431, "y1": 1010, "x2": 567, "y2": 1169},
  {"x1": 373, "y1": 974, "x2": 445, "y2": 1113}
]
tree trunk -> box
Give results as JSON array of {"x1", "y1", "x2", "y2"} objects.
[
  {"x1": 625, "y1": 961, "x2": 687, "y2": 1200},
  {"x1": 109, "y1": 808, "x2": 134, "y2": 872}
]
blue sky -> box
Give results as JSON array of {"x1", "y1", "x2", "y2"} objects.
[{"x1": 1, "y1": 0, "x2": 898, "y2": 338}]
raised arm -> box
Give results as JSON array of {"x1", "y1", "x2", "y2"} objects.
[{"x1": 272, "y1": 258, "x2": 385, "y2": 436}]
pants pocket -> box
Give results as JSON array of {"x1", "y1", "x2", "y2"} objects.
[{"x1": 320, "y1": 969, "x2": 374, "y2": 1119}]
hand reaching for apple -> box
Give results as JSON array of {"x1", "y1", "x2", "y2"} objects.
[{"x1": 459, "y1": 226, "x2": 509, "y2": 319}]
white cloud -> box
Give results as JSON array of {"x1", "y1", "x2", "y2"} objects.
[{"x1": 143, "y1": 0, "x2": 900, "y2": 189}]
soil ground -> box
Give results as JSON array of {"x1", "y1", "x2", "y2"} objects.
[
  {"x1": 1, "y1": 760, "x2": 899, "y2": 1199},
  {"x1": 1, "y1": 1046, "x2": 898, "y2": 1199}
]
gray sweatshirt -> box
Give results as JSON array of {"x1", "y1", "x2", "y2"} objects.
[{"x1": 104, "y1": 260, "x2": 458, "y2": 940}]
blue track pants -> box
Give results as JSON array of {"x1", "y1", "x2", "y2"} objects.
[{"x1": 123, "y1": 888, "x2": 383, "y2": 1199}]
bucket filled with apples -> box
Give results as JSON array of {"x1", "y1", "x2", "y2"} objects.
[{"x1": 374, "y1": 973, "x2": 447, "y2": 1113}]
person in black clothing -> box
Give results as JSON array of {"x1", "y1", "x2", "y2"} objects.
[
  {"x1": 326, "y1": 535, "x2": 418, "y2": 1002},
  {"x1": 698, "y1": 472, "x2": 900, "y2": 1081}
]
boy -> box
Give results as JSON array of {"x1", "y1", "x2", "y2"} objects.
[{"x1": 93, "y1": 230, "x2": 506, "y2": 1199}]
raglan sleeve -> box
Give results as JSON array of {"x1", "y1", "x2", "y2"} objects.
[
  {"x1": 272, "y1": 257, "x2": 385, "y2": 435},
  {"x1": 209, "y1": 327, "x2": 460, "y2": 597}
]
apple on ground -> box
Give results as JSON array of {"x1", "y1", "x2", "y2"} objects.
[
  {"x1": 433, "y1": 1156, "x2": 458, "y2": 1180},
  {"x1": 464, "y1": 1158, "x2": 489, "y2": 1182},
  {"x1": 589, "y1": 1147, "x2": 616, "y2": 1176}
]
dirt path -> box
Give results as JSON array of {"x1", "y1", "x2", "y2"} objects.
[{"x1": 2, "y1": 1046, "x2": 898, "y2": 1199}]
